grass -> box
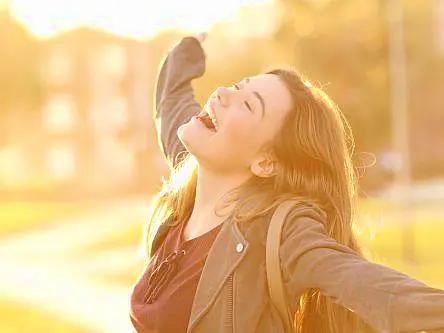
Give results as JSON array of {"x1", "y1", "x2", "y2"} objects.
[
  {"x1": 0, "y1": 300, "x2": 88, "y2": 333},
  {"x1": 79, "y1": 219, "x2": 146, "y2": 253},
  {"x1": 78, "y1": 220, "x2": 147, "y2": 287},
  {"x1": 356, "y1": 198, "x2": 444, "y2": 288},
  {"x1": 0, "y1": 201, "x2": 97, "y2": 332},
  {"x1": 75, "y1": 219, "x2": 147, "y2": 287},
  {"x1": 68, "y1": 217, "x2": 146, "y2": 286},
  {"x1": 359, "y1": 219, "x2": 444, "y2": 289},
  {"x1": 0, "y1": 201, "x2": 92, "y2": 236}
]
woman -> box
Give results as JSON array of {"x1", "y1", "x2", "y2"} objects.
[{"x1": 130, "y1": 34, "x2": 444, "y2": 332}]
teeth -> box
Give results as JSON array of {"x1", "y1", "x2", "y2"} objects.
[
  {"x1": 209, "y1": 114, "x2": 218, "y2": 132},
  {"x1": 205, "y1": 104, "x2": 219, "y2": 131}
]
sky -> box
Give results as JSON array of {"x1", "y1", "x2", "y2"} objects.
[{"x1": 8, "y1": 0, "x2": 271, "y2": 39}]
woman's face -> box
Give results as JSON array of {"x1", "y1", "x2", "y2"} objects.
[{"x1": 178, "y1": 74, "x2": 293, "y2": 176}]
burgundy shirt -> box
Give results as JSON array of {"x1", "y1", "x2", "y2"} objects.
[{"x1": 130, "y1": 220, "x2": 222, "y2": 333}]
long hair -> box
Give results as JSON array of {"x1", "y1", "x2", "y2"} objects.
[{"x1": 144, "y1": 68, "x2": 373, "y2": 332}]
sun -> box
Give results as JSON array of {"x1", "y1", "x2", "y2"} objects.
[{"x1": 9, "y1": 0, "x2": 271, "y2": 40}]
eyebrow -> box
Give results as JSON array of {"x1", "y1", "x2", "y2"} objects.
[{"x1": 244, "y1": 77, "x2": 265, "y2": 119}]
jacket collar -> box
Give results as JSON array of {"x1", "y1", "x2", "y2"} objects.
[{"x1": 187, "y1": 218, "x2": 249, "y2": 332}]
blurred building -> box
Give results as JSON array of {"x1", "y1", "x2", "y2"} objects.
[{"x1": 35, "y1": 27, "x2": 156, "y2": 196}]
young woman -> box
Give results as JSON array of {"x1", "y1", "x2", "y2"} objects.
[{"x1": 130, "y1": 34, "x2": 444, "y2": 333}]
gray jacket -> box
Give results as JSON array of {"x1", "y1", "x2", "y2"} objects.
[{"x1": 151, "y1": 36, "x2": 444, "y2": 333}]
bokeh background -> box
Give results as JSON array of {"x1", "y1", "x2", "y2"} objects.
[{"x1": 0, "y1": 0, "x2": 443, "y2": 332}]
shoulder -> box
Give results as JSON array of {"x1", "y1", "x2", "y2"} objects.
[
  {"x1": 284, "y1": 201, "x2": 327, "y2": 223},
  {"x1": 278, "y1": 201, "x2": 330, "y2": 247},
  {"x1": 279, "y1": 200, "x2": 327, "y2": 228},
  {"x1": 277, "y1": 201, "x2": 357, "y2": 265}
]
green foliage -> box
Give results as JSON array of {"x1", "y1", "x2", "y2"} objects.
[
  {"x1": 273, "y1": 0, "x2": 444, "y2": 181},
  {"x1": 362, "y1": 219, "x2": 444, "y2": 289},
  {"x1": 274, "y1": 0, "x2": 391, "y2": 152}
]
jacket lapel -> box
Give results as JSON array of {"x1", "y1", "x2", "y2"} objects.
[{"x1": 187, "y1": 219, "x2": 249, "y2": 332}]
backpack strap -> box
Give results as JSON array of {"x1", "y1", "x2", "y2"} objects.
[{"x1": 266, "y1": 199, "x2": 299, "y2": 332}]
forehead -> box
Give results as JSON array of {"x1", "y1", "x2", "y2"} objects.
[{"x1": 244, "y1": 74, "x2": 293, "y2": 118}]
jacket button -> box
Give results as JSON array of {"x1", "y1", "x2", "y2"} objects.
[{"x1": 235, "y1": 243, "x2": 244, "y2": 253}]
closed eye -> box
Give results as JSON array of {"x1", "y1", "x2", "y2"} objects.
[{"x1": 233, "y1": 84, "x2": 253, "y2": 112}]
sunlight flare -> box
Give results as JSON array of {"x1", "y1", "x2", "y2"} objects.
[{"x1": 9, "y1": 0, "x2": 271, "y2": 39}]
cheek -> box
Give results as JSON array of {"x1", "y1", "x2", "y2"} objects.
[{"x1": 218, "y1": 117, "x2": 263, "y2": 153}]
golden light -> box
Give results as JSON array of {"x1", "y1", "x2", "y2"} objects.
[{"x1": 9, "y1": 0, "x2": 271, "y2": 39}]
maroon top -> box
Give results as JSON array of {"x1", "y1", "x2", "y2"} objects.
[{"x1": 130, "y1": 220, "x2": 222, "y2": 333}]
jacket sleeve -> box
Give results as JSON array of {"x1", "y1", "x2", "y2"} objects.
[
  {"x1": 280, "y1": 210, "x2": 444, "y2": 333},
  {"x1": 153, "y1": 36, "x2": 205, "y2": 169}
]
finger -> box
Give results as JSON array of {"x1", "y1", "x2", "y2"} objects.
[{"x1": 196, "y1": 32, "x2": 207, "y2": 43}]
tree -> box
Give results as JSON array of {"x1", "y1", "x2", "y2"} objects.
[
  {"x1": 0, "y1": 9, "x2": 42, "y2": 115},
  {"x1": 273, "y1": 0, "x2": 391, "y2": 154}
]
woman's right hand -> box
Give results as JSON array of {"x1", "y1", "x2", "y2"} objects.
[{"x1": 195, "y1": 32, "x2": 207, "y2": 44}]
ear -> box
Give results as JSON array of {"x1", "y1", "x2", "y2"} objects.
[{"x1": 250, "y1": 154, "x2": 280, "y2": 178}]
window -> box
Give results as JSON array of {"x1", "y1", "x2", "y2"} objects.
[
  {"x1": 94, "y1": 44, "x2": 127, "y2": 79},
  {"x1": 43, "y1": 94, "x2": 76, "y2": 133},
  {"x1": 90, "y1": 95, "x2": 128, "y2": 133},
  {"x1": 45, "y1": 143, "x2": 76, "y2": 181}
]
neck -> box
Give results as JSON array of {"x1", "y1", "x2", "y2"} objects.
[{"x1": 187, "y1": 165, "x2": 250, "y2": 230}]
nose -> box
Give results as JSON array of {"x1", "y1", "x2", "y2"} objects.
[{"x1": 215, "y1": 86, "x2": 233, "y2": 107}]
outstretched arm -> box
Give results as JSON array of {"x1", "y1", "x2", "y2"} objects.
[
  {"x1": 153, "y1": 35, "x2": 206, "y2": 169},
  {"x1": 280, "y1": 211, "x2": 444, "y2": 333}
]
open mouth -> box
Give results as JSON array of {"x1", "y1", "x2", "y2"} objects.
[
  {"x1": 196, "y1": 113, "x2": 217, "y2": 132},
  {"x1": 196, "y1": 101, "x2": 219, "y2": 132}
]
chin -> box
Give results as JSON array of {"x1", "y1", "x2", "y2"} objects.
[
  {"x1": 177, "y1": 131, "x2": 204, "y2": 160},
  {"x1": 178, "y1": 123, "x2": 198, "y2": 148},
  {"x1": 178, "y1": 119, "x2": 215, "y2": 152},
  {"x1": 177, "y1": 136, "x2": 214, "y2": 167}
]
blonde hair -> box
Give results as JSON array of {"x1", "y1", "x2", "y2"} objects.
[{"x1": 144, "y1": 68, "x2": 373, "y2": 332}]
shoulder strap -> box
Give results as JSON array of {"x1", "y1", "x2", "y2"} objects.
[{"x1": 266, "y1": 199, "x2": 299, "y2": 332}]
